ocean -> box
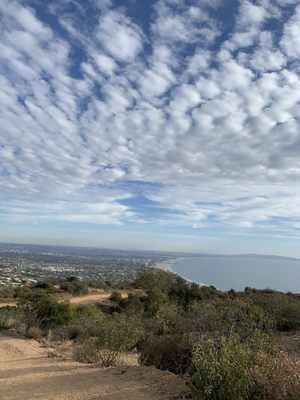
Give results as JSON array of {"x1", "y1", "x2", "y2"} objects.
[{"x1": 170, "y1": 255, "x2": 300, "y2": 293}]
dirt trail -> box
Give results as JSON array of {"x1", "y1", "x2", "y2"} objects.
[
  {"x1": 0, "y1": 335, "x2": 188, "y2": 400},
  {"x1": 0, "y1": 302, "x2": 15, "y2": 308},
  {"x1": 0, "y1": 293, "x2": 112, "y2": 309},
  {"x1": 0, "y1": 289, "x2": 141, "y2": 308},
  {"x1": 68, "y1": 292, "x2": 115, "y2": 305}
]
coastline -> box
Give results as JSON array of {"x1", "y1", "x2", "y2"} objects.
[
  {"x1": 154, "y1": 257, "x2": 208, "y2": 287},
  {"x1": 154, "y1": 258, "x2": 181, "y2": 273},
  {"x1": 158, "y1": 255, "x2": 300, "y2": 293}
]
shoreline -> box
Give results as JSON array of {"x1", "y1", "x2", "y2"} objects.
[
  {"x1": 153, "y1": 257, "x2": 181, "y2": 273},
  {"x1": 156, "y1": 255, "x2": 300, "y2": 293},
  {"x1": 154, "y1": 257, "x2": 208, "y2": 287}
]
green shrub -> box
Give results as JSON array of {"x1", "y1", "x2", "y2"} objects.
[
  {"x1": 246, "y1": 329, "x2": 277, "y2": 355},
  {"x1": 74, "y1": 314, "x2": 145, "y2": 367},
  {"x1": 191, "y1": 331, "x2": 291, "y2": 400},
  {"x1": 61, "y1": 277, "x2": 88, "y2": 296},
  {"x1": 109, "y1": 291, "x2": 122, "y2": 303},
  {"x1": 34, "y1": 281, "x2": 54, "y2": 290},
  {"x1": 97, "y1": 314, "x2": 145, "y2": 352},
  {"x1": 145, "y1": 303, "x2": 184, "y2": 335},
  {"x1": 18, "y1": 291, "x2": 73, "y2": 329},
  {"x1": 250, "y1": 292, "x2": 300, "y2": 331},
  {"x1": 192, "y1": 335, "x2": 253, "y2": 400},
  {"x1": 97, "y1": 314, "x2": 144, "y2": 366},
  {"x1": 0, "y1": 307, "x2": 12, "y2": 330},
  {"x1": 218, "y1": 299, "x2": 274, "y2": 338},
  {"x1": 139, "y1": 334, "x2": 192, "y2": 374},
  {"x1": 0, "y1": 286, "x2": 15, "y2": 299},
  {"x1": 144, "y1": 288, "x2": 169, "y2": 316},
  {"x1": 185, "y1": 301, "x2": 224, "y2": 335},
  {"x1": 73, "y1": 338, "x2": 99, "y2": 363},
  {"x1": 134, "y1": 269, "x2": 176, "y2": 292},
  {"x1": 56, "y1": 305, "x2": 104, "y2": 340},
  {"x1": 119, "y1": 293, "x2": 144, "y2": 314},
  {"x1": 168, "y1": 278, "x2": 210, "y2": 307},
  {"x1": 74, "y1": 304, "x2": 104, "y2": 321},
  {"x1": 0, "y1": 306, "x2": 24, "y2": 331}
]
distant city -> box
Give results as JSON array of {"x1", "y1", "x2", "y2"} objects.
[{"x1": 0, "y1": 242, "x2": 185, "y2": 287}]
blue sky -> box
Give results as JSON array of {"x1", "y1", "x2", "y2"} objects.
[{"x1": 1, "y1": 0, "x2": 300, "y2": 256}]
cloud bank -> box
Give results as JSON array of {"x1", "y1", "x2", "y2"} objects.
[{"x1": 1, "y1": 0, "x2": 300, "y2": 238}]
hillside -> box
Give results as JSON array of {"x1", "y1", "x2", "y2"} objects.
[
  {"x1": 2, "y1": 269, "x2": 300, "y2": 399},
  {"x1": 0, "y1": 334, "x2": 188, "y2": 400}
]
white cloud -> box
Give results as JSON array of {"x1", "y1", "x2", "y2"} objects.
[
  {"x1": 280, "y1": 5, "x2": 300, "y2": 59},
  {"x1": 169, "y1": 84, "x2": 201, "y2": 113},
  {"x1": 0, "y1": 199, "x2": 135, "y2": 225},
  {"x1": 1, "y1": 0, "x2": 300, "y2": 237},
  {"x1": 138, "y1": 69, "x2": 173, "y2": 99},
  {"x1": 238, "y1": 1, "x2": 267, "y2": 28},
  {"x1": 93, "y1": 53, "x2": 118, "y2": 75},
  {"x1": 151, "y1": 0, "x2": 220, "y2": 45},
  {"x1": 96, "y1": 10, "x2": 143, "y2": 62}
]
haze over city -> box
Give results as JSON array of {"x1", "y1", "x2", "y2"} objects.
[{"x1": 1, "y1": 0, "x2": 300, "y2": 256}]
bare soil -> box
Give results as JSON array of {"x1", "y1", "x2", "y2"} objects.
[
  {"x1": 0, "y1": 289, "x2": 143, "y2": 308},
  {"x1": 0, "y1": 301, "x2": 16, "y2": 308},
  {"x1": 0, "y1": 334, "x2": 189, "y2": 400}
]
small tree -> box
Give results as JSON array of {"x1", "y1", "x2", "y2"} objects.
[{"x1": 18, "y1": 291, "x2": 73, "y2": 329}]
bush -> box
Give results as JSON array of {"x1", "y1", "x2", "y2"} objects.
[
  {"x1": 0, "y1": 306, "x2": 24, "y2": 331},
  {"x1": 250, "y1": 351, "x2": 300, "y2": 400},
  {"x1": 0, "y1": 286, "x2": 15, "y2": 299},
  {"x1": 74, "y1": 314, "x2": 145, "y2": 367},
  {"x1": 168, "y1": 278, "x2": 207, "y2": 307},
  {"x1": 109, "y1": 291, "x2": 122, "y2": 303},
  {"x1": 61, "y1": 277, "x2": 88, "y2": 296},
  {"x1": 119, "y1": 293, "x2": 144, "y2": 314},
  {"x1": 185, "y1": 301, "x2": 224, "y2": 336},
  {"x1": 144, "y1": 303, "x2": 184, "y2": 335},
  {"x1": 217, "y1": 299, "x2": 274, "y2": 339},
  {"x1": 184, "y1": 299, "x2": 273, "y2": 341},
  {"x1": 144, "y1": 288, "x2": 169, "y2": 316},
  {"x1": 97, "y1": 314, "x2": 145, "y2": 352},
  {"x1": 74, "y1": 304, "x2": 104, "y2": 321},
  {"x1": 191, "y1": 331, "x2": 298, "y2": 400},
  {"x1": 18, "y1": 291, "x2": 73, "y2": 329},
  {"x1": 250, "y1": 292, "x2": 300, "y2": 331},
  {"x1": 0, "y1": 307, "x2": 12, "y2": 330},
  {"x1": 73, "y1": 338, "x2": 99, "y2": 363},
  {"x1": 56, "y1": 305, "x2": 104, "y2": 340},
  {"x1": 246, "y1": 329, "x2": 277, "y2": 355},
  {"x1": 192, "y1": 335, "x2": 253, "y2": 400},
  {"x1": 34, "y1": 281, "x2": 54, "y2": 290},
  {"x1": 139, "y1": 334, "x2": 192, "y2": 374},
  {"x1": 134, "y1": 269, "x2": 176, "y2": 292},
  {"x1": 26, "y1": 326, "x2": 43, "y2": 340}
]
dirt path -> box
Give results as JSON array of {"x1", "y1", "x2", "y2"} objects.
[
  {"x1": 0, "y1": 293, "x2": 113, "y2": 308},
  {"x1": 0, "y1": 335, "x2": 188, "y2": 400},
  {"x1": 0, "y1": 289, "x2": 142, "y2": 308},
  {"x1": 0, "y1": 301, "x2": 15, "y2": 308},
  {"x1": 68, "y1": 291, "x2": 122, "y2": 305}
]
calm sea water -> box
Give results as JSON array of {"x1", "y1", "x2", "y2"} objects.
[{"x1": 171, "y1": 255, "x2": 300, "y2": 293}]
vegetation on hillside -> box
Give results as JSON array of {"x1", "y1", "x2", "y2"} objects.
[{"x1": 1, "y1": 268, "x2": 300, "y2": 399}]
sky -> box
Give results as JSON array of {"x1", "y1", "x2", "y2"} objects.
[{"x1": 1, "y1": 0, "x2": 300, "y2": 256}]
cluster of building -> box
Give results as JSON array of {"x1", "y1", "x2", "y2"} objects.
[{"x1": 0, "y1": 243, "x2": 174, "y2": 287}]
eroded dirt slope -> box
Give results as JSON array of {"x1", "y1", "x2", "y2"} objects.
[{"x1": 0, "y1": 334, "x2": 188, "y2": 400}]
